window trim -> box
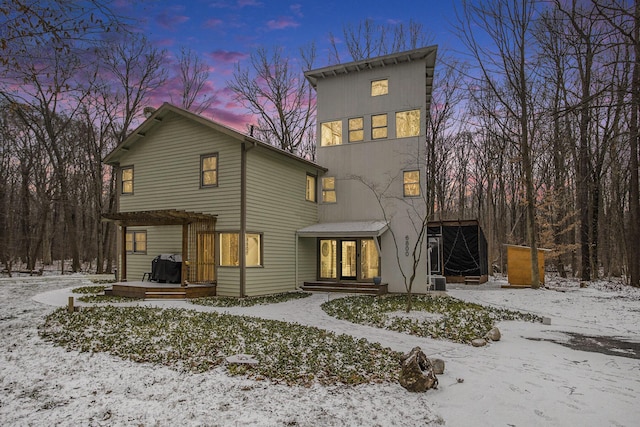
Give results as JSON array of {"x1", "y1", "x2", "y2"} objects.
[
  {"x1": 121, "y1": 165, "x2": 134, "y2": 195},
  {"x1": 403, "y1": 170, "x2": 421, "y2": 197},
  {"x1": 306, "y1": 174, "x2": 317, "y2": 202},
  {"x1": 321, "y1": 177, "x2": 337, "y2": 204},
  {"x1": 125, "y1": 230, "x2": 147, "y2": 254},
  {"x1": 371, "y1": 78, "x2": 389, "y2": 97},
  {"x1": 200, "y1": 153, "x2": 219, "y2": 188},
  {"x1": 348, "y1": 117, "x2": 364, "y2": 143},
  {"x1": 371, "y1": 113, "x2": 388, "y2": 140}
]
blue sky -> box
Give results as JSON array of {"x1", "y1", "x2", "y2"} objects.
[{"x1": 113, "y1": 0, "x2": 461, "y2": 130}]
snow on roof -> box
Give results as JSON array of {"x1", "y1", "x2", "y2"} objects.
[{"x1": 297, "y1": 220, "x2": 389, "y2": 238}]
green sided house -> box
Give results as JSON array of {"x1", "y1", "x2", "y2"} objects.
[
  {"x1": 103, "y1": 45, "x2": 439, "y2": 298},
  {"x1": 103, "y1": 103, "x2": 326, "y2": 297}
]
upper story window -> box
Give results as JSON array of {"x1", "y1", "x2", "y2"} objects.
[
  {"x1": 372, "y1": 114, "x2": 388, "y2": 139},
  {"x1": 121, "y1": 166, "x2": 133, "y2": 195},
  {"x1": 321, "y1": 120, "x2": 342, "y2": 146},
  {"x1": 371, "y1": 79, "x2": 388, "y2": 96},
  {"x1": 348, "y1": 117, "x2": 364, "y2": 142},
  {"x1": 201, "y1": 153, "x2": 218, "y2": 187},
  {"x1": 125, "y1": 231, "x2": 147, "y2": 254},
  {"x1": 403, "y1": 170, "x2": 420, "y2": 197},
  {"x1": 322, "y1": 177, "x2": 336, "y2": 203},
  {"x1": 306, "y1": 174, "x2": 317, "y2": 202},
  {"x1": 396, "y1": 110, "x2": 421, "y2": 138}
]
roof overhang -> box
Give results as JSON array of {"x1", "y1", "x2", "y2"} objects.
[
  {"x1": 102, "y1": 209, "x2": 217, "y2": 226},
  {"x1": 297, "y1": 221, "x2": 389, "y2": 238}
]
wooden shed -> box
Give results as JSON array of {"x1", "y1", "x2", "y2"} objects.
[{"x1": 505, "y1": 244, "x2": 551, "y2": 287}]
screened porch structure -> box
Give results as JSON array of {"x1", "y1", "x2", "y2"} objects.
[{"x1": 103, "y1": 209, "x2": 217, "y2": 286}]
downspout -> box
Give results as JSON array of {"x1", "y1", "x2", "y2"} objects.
[{"x1": 240, "y1": 139, "x2": 257, "y2": 297}]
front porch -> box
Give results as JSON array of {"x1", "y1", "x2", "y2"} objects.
[
  {"x1": 105, "y1": 281, "x2": 217, "y2": 299},
  {"x1": 300, "y1": 281, "x2": 388, "y2": 295}
]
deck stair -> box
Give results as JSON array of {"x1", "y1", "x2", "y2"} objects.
[
  {"x1": 464, "y1": 276, "x2": 481, "y2": 285},
  {"x1": 106, "y1": 282, "x2": 216, "y2": 299},
  {"x1": 300, "y1": 281, "x2": 388, "y2": 296}
]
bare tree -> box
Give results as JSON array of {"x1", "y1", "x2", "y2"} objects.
[
  {"x1": 173, "y1": 47, "x2": 214, "y2": 114},
  {"x1": 228, "y1": 45, "x2": 316, "y2": 157}
]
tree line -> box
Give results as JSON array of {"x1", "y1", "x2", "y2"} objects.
[{"x1": 1, "y1": 0, "x2": 639, "y2": 287}]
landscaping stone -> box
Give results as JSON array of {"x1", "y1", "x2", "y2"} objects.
[
  {"x1": 431, "y1": 358, "x2": 445, "y2": 375},
  {"x1": 399, "y1": 346, "x2": 438, "y2": 392},
  {"x1": 471, "y1": 338, "x2": 487, "y2": 347},
  {"x1": 484, "y1": 327, "x2": 501, "y2": 341}
]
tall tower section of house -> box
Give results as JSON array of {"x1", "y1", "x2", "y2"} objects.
[{"x1": 304, "y1": 46, "x2": 438, "y2": 293}]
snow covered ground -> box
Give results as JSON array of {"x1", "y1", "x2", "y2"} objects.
[{"x1": 1, "y1": 274, "x2": 639, "y2": 426}]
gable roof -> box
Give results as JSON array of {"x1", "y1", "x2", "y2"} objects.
[
  {"x1": 103, "y1": 102, "x2": 326, "y2": 171},
  {"x1": 304, "y1": 45, "x2": 438, "y2": 111}
]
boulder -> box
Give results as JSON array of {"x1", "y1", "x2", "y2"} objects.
[
  {"x1": 484, "y1": 327, "x2": 501, "y2": 341},
  {"x1": 399, "y1": 347, "x2": 438, "y2": 392},
  {"x1": 431, "y1": 358, "x2": 445, "y2": 375},
  {"x1": 471, "y1": 338, "x2": 487, "y2": 347}
]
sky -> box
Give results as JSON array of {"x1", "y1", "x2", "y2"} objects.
[
  {"x1": 2, "y1": 274, "x2": 639, "y2": 425},
  {"x1": 111, "y1": 0, "x2": 462, "y2": 132}
]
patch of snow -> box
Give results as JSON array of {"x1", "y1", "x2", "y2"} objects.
[
  {"x1": 1, "y1": 275, "x2": 639, "y2": 426},
  {"x1": 386, "y1": 310, "x2": 444, "y2": 323}
]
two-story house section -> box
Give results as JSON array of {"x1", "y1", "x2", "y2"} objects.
[
  {"x1": 103, "y1": 103, "x2": 326, "y2": 297},
  {"x1": 298, "y1": 46, "x2": 438, "y2": 294}
]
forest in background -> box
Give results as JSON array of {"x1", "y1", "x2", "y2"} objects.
[{"x1": 1, "y1": 0, "x2": 639, "y2": 286}]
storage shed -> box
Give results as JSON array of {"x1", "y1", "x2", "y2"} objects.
[
  {"x1": 427, "y1": 220, "x2": 489, "y2": 284},
  {"x1": 505, "y1": 244, "x2": 551, "y2": 287}
]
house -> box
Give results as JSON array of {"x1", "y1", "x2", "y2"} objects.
[
  {"x1": 103, "y1": 103, "x2": 326, "y2": 297},
  {"x1": 299, "y1": 45, "x2": 438, "y2": 294},
  {"x1": 103, "y1": 45, "x2": 438, "y2": 297}
]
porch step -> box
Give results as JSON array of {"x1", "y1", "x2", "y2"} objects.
[
  {"x1": 145, "y1": 291, "x2": 187, "y2": 299},
  {"x1": 464, "y1": 276, "x2": 481, "y2": 285},
  {"x1": 300, "y1": 282, "x2": 388, "y2": 296}
]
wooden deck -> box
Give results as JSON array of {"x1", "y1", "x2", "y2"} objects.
[
  {"x1": 105, "y1": 282, "x2": 216, "y2": 299},
  {"x1": 300, "y1": 281, "x2": 388, "y2": 296}
]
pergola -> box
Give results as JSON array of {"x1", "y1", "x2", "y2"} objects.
[{"x1": 102, "y1": 209, "x2": 217, "y2": 286}]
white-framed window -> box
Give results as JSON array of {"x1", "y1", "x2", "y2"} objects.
[
  {"x1": 121, "y1": 166, "x2": 134, "y2": 194},
  {"x1": 219, "y1": 232, "x2": 262, "y2": 267},
  {"x1": 321, "y1": 120, "x2": 342, "y2": 146},
  {"x1": 322, "y1": 177, "x2": 336, "y2": 203},
  {"x1": 125, "y1": 231, "x2": 147, "y2": 254},
  {"x1": 403, "y1": 170, "x2": 420, "y2": 197},
  {"x1": 201, "y1": 153, "x2": 218, "y2": 187}
]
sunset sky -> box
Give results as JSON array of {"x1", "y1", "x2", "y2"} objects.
[{"x1": 113, "y1": 0, "x2": 460, "y2": 131}]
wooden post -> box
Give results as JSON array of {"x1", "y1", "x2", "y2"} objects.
[
  {"x1": 68, "y1": 296, "x2": 74, "y2": 313},
  {"x1": 182, "y1": 223, "x2": 189, "y2": 286},
  {"x1": 120, "y1": 225, "x2": 127, "y2": 282}
]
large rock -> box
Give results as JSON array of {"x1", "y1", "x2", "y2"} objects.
[
  {"x1": 484, "y1": 327, "x2": 501, "y2": 341},
  {"x1": 471, "y1": 338, "x2": 487, "y2": 347},
  {"x1": 399, "y1": 347, "x2": 438, "y2": 392},
  {"x1": 431, "y1": 358, "x2": 445, "y2": 375}
]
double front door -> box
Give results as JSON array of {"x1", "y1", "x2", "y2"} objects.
[{"x1": 319, "y1": 238, "x2": 379, "y2": 281}]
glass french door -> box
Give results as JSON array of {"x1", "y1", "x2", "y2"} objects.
[
  {"x1": 341, "y1": 240, "x2": 357, "y2": 280},
  {"x1": 318, "y1": 238, "x2": 379, "y2": 281}
]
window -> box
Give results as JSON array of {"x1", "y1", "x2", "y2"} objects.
[
  {"x1": 403, "y1": 170, "x2": 420, "y2": 197},
  {"x1": 396, "y1": 110, "x2": 421, "y2": 138},
  {"x1": 372, "y1": 114, "x2": 388, "y2": 139},
  {"x1": 125, "y1": 231, "x2": 147, "y2": 254},
  {"x1": 348, "y1": 117, "x2": 364, "y2": 142},
  {"x1": 219, "y1": 232, "x2": 262, "y2": 267},
  {"x1": 371, "y1": 79, "x2": 388, "y2": 96},
  {"x1": 306, "y1": 174, "x2": 317, "y2": 202},
  {"x1": 121, "y1": 166, "x2": 133, "y2": 194},
  {"x1": 201, "y1": 153, "x2": 218, "y2": 187},
  {"x1": 321, "y1": 120, "x2": 342, "y2": 146},
  {"x1": 322, "y1": 177, "x2": 336, "y2": 203}
]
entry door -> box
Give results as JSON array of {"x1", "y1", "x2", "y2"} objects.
[
  {"x1": 196, "y1": 232, "x2": 215, "y2": 282},
  {"x1": 341, "y1": 240, "x2": 357, "y2": 280}
]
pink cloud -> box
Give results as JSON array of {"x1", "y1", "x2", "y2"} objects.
[
  {"x1": 290, "y1": 4, "x2": 303, "y2": 17},
  {"x1": 208, "y1": 50, "x2": 248, "y2": 63},
  {"x1": 155, "y1": 38, "x2": 176, "y2": 47},
  {"x1": 204, "y1": 18, "x2": 223, "y2": 28},
  {"x1": 266, "y1": 17, "x2": 300, "y2": 30}
]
